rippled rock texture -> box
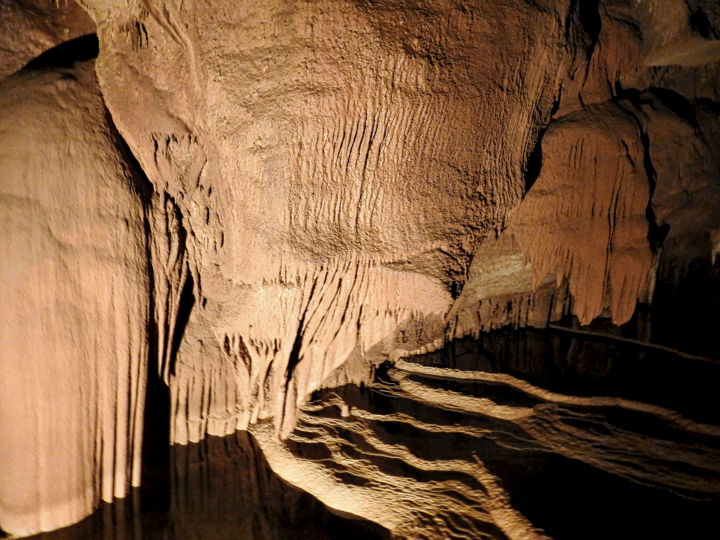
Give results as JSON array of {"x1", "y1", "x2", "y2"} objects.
[
  {"x1": 1, "y1": 0, "x2": 719, "y2": 536},
  {"x1": 256, "y1": 330, "x2": 720, "y2": 539},
  {"x1": 22, "y1": 430, "x2": 386, "y2": 540}
]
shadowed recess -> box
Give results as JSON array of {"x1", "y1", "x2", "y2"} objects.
[{"x1": 24, "y1": 34, "x2": 99, "y2": 70}]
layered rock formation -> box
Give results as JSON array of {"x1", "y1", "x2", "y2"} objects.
[{"x1": 1, "y1": 0, "x2": 719, "y2": 536}]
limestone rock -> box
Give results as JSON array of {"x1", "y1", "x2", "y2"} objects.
[
  {"x1": 512, "y1": 103, "x2": 654, "y2": 325},
  {"x1": 0, "y1": 60, "x2": 149, "y2": 536},
  {"x1": 639, "y1": 0, "x2": 720, "y2": 67},
  {"x1": 448, "y1": 232, "x2": 568, "y2": 336},
  {"x1": 453, "y1": 102, "x2": 655, "y2": 331},
  {"x1": 2, "y1": 0, "x2": 720, "y2": 535},
  {"x1": 640, "y1": 94, "x2": 720, "y2": 273},
  {"x1": 81, "y1": 0, "x2": 575, "y2": 439},
  {"x1": 0, "y1": 0, "x2": 95, "y2": 81}
]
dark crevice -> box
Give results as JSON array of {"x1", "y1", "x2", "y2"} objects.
[
  {"x1": 689, "y1": 8, "x2": 718, "y2": 39},
  {"x1": 639, "y1": 129, "x2": 670, "y2": 252},
  {"x1": 615, "y1": 88, "x2": 670, "y2": 253},
  {"x1": 648, "y1": 86, "x2": 699, "y2": 128},
  {"x1": 24, "y1": 34, "x2": 99, "y2": 71},
  {"x1": 280, "y1": 274, "x2": 322, "y2": 432},
  {"x1": 450, "y1": 280, "x2": 462, "y2": 300},
  {"x1": 612, "y1": 86, "x2": 647, "y2": 110},
  {"x1": 107, "y1": 117, "x2": 174, "y2": 523},
  {"x1": 283, "y1": 310, "x2": 309, "y2": 408},
  {"x1": 577, "y1": 0, "x2": 602, "y2": 60},
  {"x1": 169, "y1": 270, "x2": 195, "y2": 377},
  {"x1": 524, "y1": 84, "x2": 562, "y2": 193},
  {"x1": 565, "y1": 0, "x2": 601, "y2": 59},
  {"x1": 133, "y1": 154, "x2": 172, "y2": 520},
  {"x1": 524, "y1": 128, "x2": 546, "y2": 193},
  {"x1": 100, "y1": 98, "x2": 173, "y2": 514},
  {"x1": 564, "y1": 0, "x2": 579, "y2": 40},
  {"x1": 614, "y1": 84, "x2": 698, "y2": 129},
  {"x1": 612, "y1": 83, "x2": 696, "y2": 252},
  {"x1": 140, "y1": 333, "x2": 171, "y2": 518}
]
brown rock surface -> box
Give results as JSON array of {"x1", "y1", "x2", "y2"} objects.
[
  {"x1": 453, "y1": 0, "x2": 720, "y2": 336},
  {"x1": 639, "y1": 0, "x2": 720, "y2": 67},
  {"x1": 0, "y1": 60, "x2": 149, "y2": 536},
  {"x1": 510, "y1": 103, "x2": 654, "y2": 326},
  {"x1": 1, "y1": 0, "x2": 720, "y2": 536},
  {"x1": 0, "y1": 0, "x2": 95, "y2": 81},
  {"x1": 452, "y1": 102, "x2": 654, "y2": 332},
  {"x1": 80, "y1": 0, "x2": 574, "y2": 439}
]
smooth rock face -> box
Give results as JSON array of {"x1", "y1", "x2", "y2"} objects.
[{"x1": 0, "y1": 60, "x2": 149, "y2": 536}]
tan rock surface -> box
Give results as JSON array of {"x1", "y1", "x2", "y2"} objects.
[
  {"x1": 0, "y1": 0, "x2": 95, "y2": 81},
  {"x1": 1, "y1": 0, "x2": 719, "y2": 535},
  {"x1": 0, "y1": 60, "x2": 149, "y2": 536},
  {"x1": 81, "y1": 0, "x2": 574, "y2": 439},
  {"x1": 510, "y1": 103, "x2": 654, "y2": 325},
  {"x1": 453, "y1": 103, "x2": 654, "y2": 332}
]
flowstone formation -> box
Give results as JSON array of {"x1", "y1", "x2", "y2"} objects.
[
  {"x1": 1, "y1": 0, "x2": 719, "y2": 537},
  {"x1": 81, "y1": 0, "x2": 573, "y2": 442},
  {"x1": 0, "y1": 58, "x2": 149, "y2": 535}
]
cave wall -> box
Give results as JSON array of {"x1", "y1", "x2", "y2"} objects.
[
  {"x1": 0, "y1": 0, "x2": 95, "y2": 80},
  {"x1": 452, "y1": 0, "x2": 720, "y2": 336},
  {"x1": 80, "y1": 0, "x2": 574, "y2": 441},
  {"x1": 1, "y1": 0, "x2": 719, "y2": 536}
]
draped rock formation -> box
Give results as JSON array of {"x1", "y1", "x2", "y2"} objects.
[
  {"x1": 1, "y1": 0, "x2": 719, "y2": 536},
  {"x1": 0, "y1": 60, "x2": 149, "y2": 535},
  {"x1": 78, "y1": 0, "x2": 574, "y2": 442}
]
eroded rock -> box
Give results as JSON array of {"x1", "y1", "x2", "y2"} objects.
[
  {"x1": 2, "y1": 0, "x2": 719, "y2": 536},
  {"x1": 81, "y1": 0, "x2": 576, "y2": 439},
  {"x1": 0, "y1": 0, "x2": 95, "y2": 81}
]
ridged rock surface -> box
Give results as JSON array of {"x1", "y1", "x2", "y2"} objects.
[
  {"x1": 1, "y1": 0, "x2": 719, "y2": 536},
  {"x1": 80, "y1": 0, "x2": 576, "y2": 440},
  {"x1": 452, "y1": 0, "x2": 720, "y2": 334},
  {"x1": 452, "y1": 103, "x2": 655, "y2": 333},
  {"x1": 0, "y1": 61, "x2": 149, "y2": 536}
]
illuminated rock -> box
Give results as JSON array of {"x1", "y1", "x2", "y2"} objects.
[
  {"x1": 1, "y1": 0, "x2": 719, "y2": 536},
  {"x1": 80, "y1": 0, "x2": 573, "y2": 440},
  {"x1": 0, "y1": 0, "x2": 94, "y2": 81},
  {"x1": 0, "y1": 60, "x2": 149, "y2": 536}
]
